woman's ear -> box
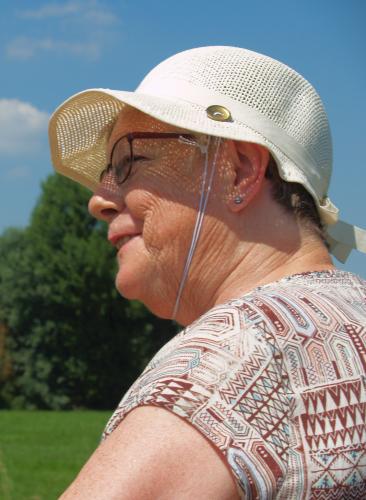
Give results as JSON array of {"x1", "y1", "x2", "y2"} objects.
[{"x1": 227, "y1": 141, "x2": 269, "y2": 213}]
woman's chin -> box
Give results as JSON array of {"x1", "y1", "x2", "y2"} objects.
[
  {"x1": 116, "y1": 272, "x2": 175, "y2": 319},
  {"x1": 115, "y1": 268, "x2": 154, "y2": 308},
  {"x1": 115, "y1": 269, "x2": 141, "y2": 301}
]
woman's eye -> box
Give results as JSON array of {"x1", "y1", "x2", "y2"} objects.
[
  {"x1": 132, "y1": 155, "x2": 149, "y2": 164},
  {"x1": 114, "y1": 157, "x2": 130, "y2": 177},
  {"x1": 113, "y1": 155, "x2": 150, "y2": 184}
]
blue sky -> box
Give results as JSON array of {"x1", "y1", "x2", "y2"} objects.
[{"x1": 0, "y1": 0, "x2": 365, "y2": 277}]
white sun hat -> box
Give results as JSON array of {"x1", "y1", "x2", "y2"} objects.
[{"x1": 49, "y1": 45, "x2": 366, "y2": 263}]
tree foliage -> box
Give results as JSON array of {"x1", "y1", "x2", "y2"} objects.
[{"x1": 0, "y1": 174, "x2": 176, "y2": 409}]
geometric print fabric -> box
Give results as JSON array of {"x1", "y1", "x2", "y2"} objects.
[{"x1": 103, "y1": 270, "x2": 366, "y2": 499}]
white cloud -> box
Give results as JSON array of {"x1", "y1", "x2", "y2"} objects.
[
  {"x1": 0, "y1": 99, "x2": 49, "y2": 155},
  {"x1": 8, "y1": 1, "x2": 118, "y2": 61},
  {"x1": 18, "y1": 1, "x2": 81, "y2": 19},
  {"x1": 6, "y1": 37, "x2": 100, "y2": 61},
  {"x1": 18, "y1": 0, "x2": 117, "y2": 25}
]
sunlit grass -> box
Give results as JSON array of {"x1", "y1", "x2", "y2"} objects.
[{"x1": 0, "y1": 410, "x2": 110, "y2": 500}]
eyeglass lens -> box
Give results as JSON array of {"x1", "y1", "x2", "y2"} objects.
[{"x1": 101, "y1": 133, "x2": 199, "y2": 185}]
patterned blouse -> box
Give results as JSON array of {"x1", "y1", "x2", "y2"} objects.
[{"x1": 103, "y1": 270, "x2": 366, "y2": 499}]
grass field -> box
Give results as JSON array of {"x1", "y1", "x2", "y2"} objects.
[{"x1": 0, "y1": 410, "x2": 111, "y2": 500}]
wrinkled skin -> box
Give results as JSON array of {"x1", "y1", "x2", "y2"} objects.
[{"x1": 89, "y1": 107, "x2": 334, "y2": 325}]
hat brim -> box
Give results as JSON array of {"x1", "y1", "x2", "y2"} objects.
[{"x1": 49, "y1": 88, "x2": 339, "y2": 225}]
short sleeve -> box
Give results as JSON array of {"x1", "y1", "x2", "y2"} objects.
[{"x1": 103, "y1": 302, "x2": 293, "y2": 499}]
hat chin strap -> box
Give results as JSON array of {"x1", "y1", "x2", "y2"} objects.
[{"x1": 172, "y1": 137, "x2": 222, "y2": 321}]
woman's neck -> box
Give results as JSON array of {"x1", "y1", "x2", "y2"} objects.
[{"x1": 177, "y1": 228, "x2": 334, "y2": 326}]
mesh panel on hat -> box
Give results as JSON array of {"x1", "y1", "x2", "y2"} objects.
[
  {"x1": 138, "y1": 46, "x2": 332, "y2": 181},
  {"x1": 50, "y1": 92, "x2": 124, "y2": 190}
]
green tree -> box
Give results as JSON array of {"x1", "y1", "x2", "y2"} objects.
[{"x1": 0, "y1": 174, "x2": 176, "y2": 409}]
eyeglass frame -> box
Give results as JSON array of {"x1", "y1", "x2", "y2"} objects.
[{"x1": 99, "y1": 132, "x2": 199, "y2": 185}]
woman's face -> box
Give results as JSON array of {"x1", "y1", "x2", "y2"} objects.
[{"x1": 88, "y1": 107, "x2": 222, "y2": 320}]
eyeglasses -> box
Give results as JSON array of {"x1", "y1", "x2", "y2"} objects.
[{"x1": 100, "y1": 132, "x2": 198, "y2": 185}]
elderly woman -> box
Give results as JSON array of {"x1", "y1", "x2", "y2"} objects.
[{"x1": 49, "y1": 47, "x2": 366, "y2": 499}]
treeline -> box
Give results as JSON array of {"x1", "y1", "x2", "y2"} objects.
[{"x1": 0, "y1": 174, "x2": 177, "y2": 410}]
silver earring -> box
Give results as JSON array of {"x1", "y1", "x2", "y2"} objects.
[{"x1": 234, "y1": 196, "x2": 243, "y2": 204}]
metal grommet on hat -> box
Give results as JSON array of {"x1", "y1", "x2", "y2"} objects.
[{"x1": 206, "y1": 105, "x2": 232, "y2": 122}]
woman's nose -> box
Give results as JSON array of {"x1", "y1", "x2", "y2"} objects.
[{"x1": 88, "y1": 188, "x2": 124, "y2": 222}]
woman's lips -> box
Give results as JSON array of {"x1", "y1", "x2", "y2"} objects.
[
  {"x1": 113, "y1": 234, "x2": 142, "y2": 253},
  {"x1": 109, "y1": 231, "x2": 140, "y2": 246}
]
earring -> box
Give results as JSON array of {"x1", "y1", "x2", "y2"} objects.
[{"x1": 234, "y1": 196, "x2": 243, "y2": 205}]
